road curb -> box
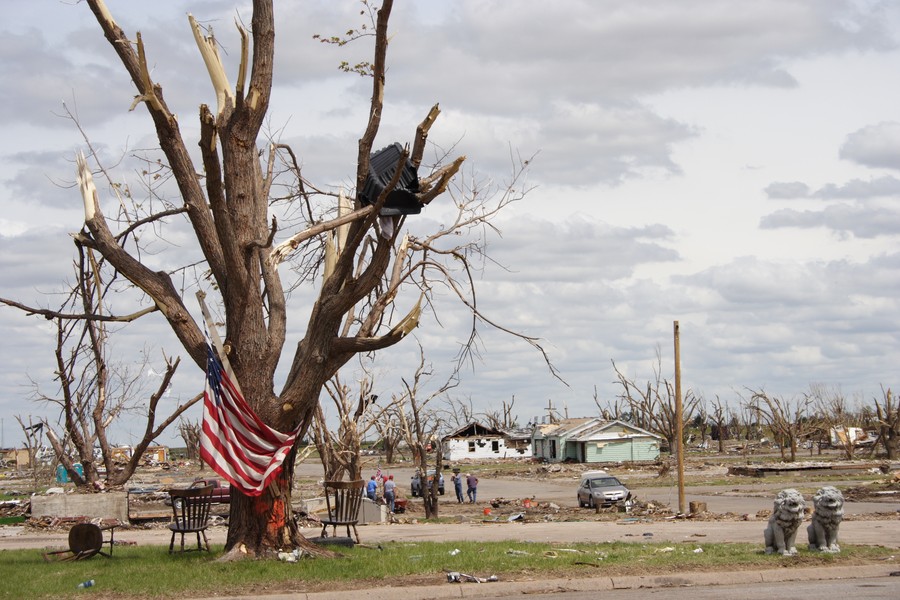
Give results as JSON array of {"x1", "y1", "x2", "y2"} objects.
[{"x1": 196, "y1": 565, "x2": 898, "y2": 600}]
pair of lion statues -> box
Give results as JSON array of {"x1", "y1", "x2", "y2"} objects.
[{"x1": 764, "y1": 486, "x2": 844, "y2": 556}]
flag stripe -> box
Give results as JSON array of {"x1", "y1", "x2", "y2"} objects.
[{"x1": 199, "y1": 345, "x2": 297, "y2": 496}]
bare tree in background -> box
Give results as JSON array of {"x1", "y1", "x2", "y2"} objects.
[
  {"x1": 178, "y1": 419, "x2": 202, "y2": 461},
  {"x1": 15, "y1": 416, "x2": 48, "y2": 483},
  {"x1": 709, "y1": 395, "x2": 729, "y2": 453},
  {"x1": 371, "y1": 411, "x2": 404, "y2": 464},
  {"x1": 611, "y1": 350, "x2": 699, "y2": 451},
  {"x1": 728, "y1": 400, "x2": 763, "y2": 458},
  {"x1": 873, "y1": 386, "x2": 900, "y2": 459},
  {"x1": 441, "y1": 396, "x2": 475, "y2": 430},
  {"x1": 593, "y1": 385, "x2": 626, "y2": 421},
  {"x1": 805, "y1": 384, "x2": 862, "y2": 459},
  {"x1": 745, "y1": 389, "x2": 814, "y2": 462},
  {"x1": 693, "y1": 399, "x2": 710, "y2": 448},
  {"x1": 5, "y1": 243, "x2": 200, "y2": 489},
  {"x1": 482, "y1": 396, "x2": 518, "y2": 430},
  {"x1": 310, "y1": 371, "x2": 385, "y2": 481},
  {"x1": 395, "y1": 342, "x2": 455, "y2": 519},
  {"x1": 11, "y1": 0, "x2": 558, "y2": 558}
]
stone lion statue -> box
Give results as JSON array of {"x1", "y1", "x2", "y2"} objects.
[
  {"x1": 807, "y1": 486, "x2": 844, "y2": 553},
  {"x1": 764, "y1": 488, "x2": 806, "y2": 556}
]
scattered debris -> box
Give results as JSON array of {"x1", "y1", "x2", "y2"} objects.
[
  {"x1": 446, "y1": 571, "x2": 497, "y2": 583},
  {"x1": 277, "y1": 549, "x2": 303, "y2": 563}
]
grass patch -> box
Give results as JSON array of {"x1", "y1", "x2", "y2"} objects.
[{"x1": 0, "y1": 540, "x2": 893, "y2": 599}]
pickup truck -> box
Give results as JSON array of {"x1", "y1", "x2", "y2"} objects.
[
  {"x1": 165, "y1": 478, "x2": 231, "y2": 508},
  {"x1": 410, "y1": 469, "x2": 444, "y2": 497}
]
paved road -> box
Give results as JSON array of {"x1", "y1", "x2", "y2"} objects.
[{"x1": 192, "y1": 567, "x2": 900, "y2": 600}]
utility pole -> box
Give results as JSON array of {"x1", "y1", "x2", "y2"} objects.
[
  {"x1": 545, "y1": 399, "x2": 557, "y2": 424},
  {"x1": 673, "y1": 320, "x2": 686, "y2": 515}
]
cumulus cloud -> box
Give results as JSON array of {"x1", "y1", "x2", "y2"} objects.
[
  {"x1": 760, "y1": 202, "x2": 900, "y2": 238},
  {"x1": 765, "y1": 181, "x2": 810, "y2": 199},
  {"x1": 813, "y1": 175, "x2": 900, "y2": 199},
  {"x1": 839, "y1": 122, "x2": 900, "y2": 170}
]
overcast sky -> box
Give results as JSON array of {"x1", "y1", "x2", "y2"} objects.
[{"x1": 2, "y1": 0, "x2": 900, "y2": 448}]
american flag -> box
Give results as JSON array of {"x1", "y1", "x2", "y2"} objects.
[{"x1": 199, "y1": 345, "x2": 297, "y2": 496}]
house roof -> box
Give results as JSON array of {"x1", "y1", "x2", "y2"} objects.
[
  {"x1": 502, "y1": 427, "x2": 534, "y2": 440},
  {"x1": 569, "y1": 419, "x2": 663, "y2": 442},
  {"x1": 533, "y1": 417, "x2": 598, "y2": 438},
  {"x1": 534, "y1": 418, "x2": 662, "y2": 441},
  {"x1": 441, "y1": 421, "x2": 505, "y2": 440}
]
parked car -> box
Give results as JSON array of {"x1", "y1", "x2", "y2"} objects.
[
  {"x1": 410, "y1": 469, "x2": 445, "y2": 496},
  {"x1": 166, "y1": 478, "x2": 231, "y2": 508},
  {"x1": 576, "y1": 470, "x2": 630, "y2": 508}
]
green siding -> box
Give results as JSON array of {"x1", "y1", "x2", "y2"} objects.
[
  {"x1": 632, "y1": 440, "x2": 660, "y2": 461},
  {"x1": 534, "y1": 422, "x2": 662, "y2": 463},
  {"x1": 581, "y1": 438, "x2": 660, "y2": 463}
]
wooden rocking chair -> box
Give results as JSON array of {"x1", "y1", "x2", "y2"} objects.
[{"x1": 320, "y1": 480, "x2": 364, "y2": 544}]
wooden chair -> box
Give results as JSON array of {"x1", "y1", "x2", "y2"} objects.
[
  {"x1": 43, "y1": 522, "x2": 117, "y2": 561},
  {"x1": 167, "y1": 484, "x2": 214, "y2": 553},
  {"x1": 320, "y1": 480, "x2": 363, "y2": 544}
]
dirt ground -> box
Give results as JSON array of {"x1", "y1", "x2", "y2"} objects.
[{"x1": 2, "y1": 451, "x2": 899, "y2": 537}]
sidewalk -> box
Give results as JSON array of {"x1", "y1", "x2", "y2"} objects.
[{"x1": 194, "y1": 565, "x2": 899, "y2": 600}]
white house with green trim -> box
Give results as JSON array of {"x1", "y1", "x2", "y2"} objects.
[{"x1": 531, "y1": 418, "x2": 662, "y2": 463}]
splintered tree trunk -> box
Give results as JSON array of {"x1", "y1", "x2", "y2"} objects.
[{"x1": 223, "y1": 445, "x2": 333, "y2": 559}]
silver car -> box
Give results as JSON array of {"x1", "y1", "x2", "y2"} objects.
[{"x1": 576, "y1": 470, "x2": 630, "y2": 508}]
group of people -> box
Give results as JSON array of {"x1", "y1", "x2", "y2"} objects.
[
  {"x1": 364, "y1": 468, "x2": 481, "y2": 514},
  {"x1": 366, "y1": 473, "x2": 397, "y2": 513},
  {"x1": 451, "y1": 470, "x2": 479, "y2": 503}
]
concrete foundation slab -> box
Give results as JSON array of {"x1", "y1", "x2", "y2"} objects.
[{"x1": 30, "y1": 491, "x2": 129, "y2": 522}]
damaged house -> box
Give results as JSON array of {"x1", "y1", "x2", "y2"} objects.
[
  {"x1": 441, "y1": 421, "x2": 533, "y2": 461},
  {"x1": 531, "y1": 418, "x2": 662, "y2": 463}
]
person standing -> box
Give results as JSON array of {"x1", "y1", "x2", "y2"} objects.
[
  {"x1": 466, "y1": 473, "x2": 479, "y2": 503},
  {"x1": 366, "y1": 475, "x2": 377, "y2": 501},
  {"x1": 383, "y1": 474, "x2": 396, "y2": 513},
  {"x1": 451, "y1": 469, "x2": 464, "y2": 503}
]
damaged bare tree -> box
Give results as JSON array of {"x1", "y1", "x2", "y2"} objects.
[
  {"x1": 4, "y1": 243, "x2": 200, "y2": 489},
  {"x1": 395, "y1": 341, "x2": 454, "y2": 519},
  {"x1": 62, "y1": 0, "x2": 550, "y2": 558},
  {"x1": 744, "y1": 389, "x2": 814, "y2": 462},
  {"x1": 310, "y1": 372, "x2": 383, "y2": 481},
  {"x1": 611, "y1": 349, "x2": 699, "y2": 451},
  {"x1": 178, "y1": 419, "x2": 202, "y2": 462},
  {"x1": 873, "y1": 386, "x2": 900, "y2": 459}
]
